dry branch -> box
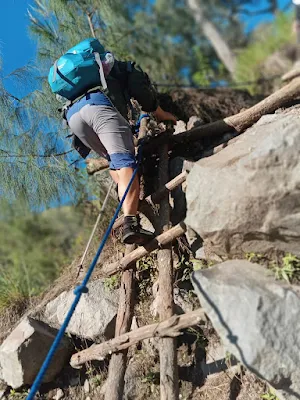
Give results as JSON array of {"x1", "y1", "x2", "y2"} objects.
[
  {"x1": 70, "y1": 308, "x2": 206, "y2": 368},
  {"x1": 101, "y1": 222, "x2": 186, "y2": 277},
  {"x1": 147, "y1": 171, "x2": 188, "y2": 206},
  {"x1": 104, "y1": 244, "x2": 136, "y2": 400},
  {"x1": 86, "y1": 158, "x2": 109, "y2": 175},
  {"x1": 223, "y1": 76, "x2": 300, "y2": 132},
  {"x1": 144, "y1": 77, "x2": 300, "y2": 154},
  {"x1": 282, "y1": 68, "x2": 300, "y2": 82}
]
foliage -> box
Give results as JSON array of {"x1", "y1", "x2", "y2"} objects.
[
  {"x1": 191, "y1": 49, "x2": 212, "y2": 86},
  {"x1": 245, "y1": 252, "x2": 264, "y2": 262},
  {"x1": 104, "y1": 274, "x2": 121, "y2": 291},
  {"x1": 27, "y1": 0, "x2": 257, "y2": 86},
  {"x1": 0, "y1": 203, "x2": 94, "y2": 309},
  {"x1": 0, "y1": 55, "x2": 80, "y2": 208},
  {"x1": 235, "y1": 12, "x2": 294, "y2": 93},
  {"x1": 136, "y1": 254, "x2": 157, "y2": 298},
  {"x1": 261, "y1": 388, "x2": 279, "y2": 400},
  {"x1": 272, "y1": 253, "x2": 300, "y2": 283},
  {"x1": 7, "y1": 389, "x2": 29, "y2": 400},
  {"x1": 187, "y1": 326, "x2": 208, "y2": 349}
]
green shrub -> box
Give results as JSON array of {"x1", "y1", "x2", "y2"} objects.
[
  {"x1": 235, "y1": 12, "x2": 294, "y2": 94},
  {"x1": 0, "y1": 205, "x2": 95, "y2": 309}
]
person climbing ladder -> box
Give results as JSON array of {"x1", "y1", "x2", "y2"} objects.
[{"x1": 48, "y1": 38, "x2": 176, "y2": 245}]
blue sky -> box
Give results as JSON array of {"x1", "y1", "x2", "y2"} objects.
[
  {"x1": 0, "y1": 0, "x2": 292, "y2": 88},
  {"x1": 0, "y1": 0, "x2": 36, "y2": 76}
]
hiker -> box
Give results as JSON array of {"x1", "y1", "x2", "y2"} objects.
[{"x1": 48, "y1": 38, "x2": 176, "y2": 245}]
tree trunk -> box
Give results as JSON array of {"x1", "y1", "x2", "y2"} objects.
[
  {"x1": 187, "y1": 0, "x2": 236, "y2": 77},
  {"x1": 157, "y1": 145, "x2": 179, "y2": 400}
]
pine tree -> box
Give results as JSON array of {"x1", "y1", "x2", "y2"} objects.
[{"x1": 0, "y1": 58, "x2": 78, "y2": 208}]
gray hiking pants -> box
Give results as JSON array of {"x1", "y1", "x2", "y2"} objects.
[{"x1": 68, "y1": 104, "x2": 136, "y2": 169}]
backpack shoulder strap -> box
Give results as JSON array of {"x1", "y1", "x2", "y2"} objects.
[{"x1": 94, "y1": 52, "x2": 108, "y2": 91}]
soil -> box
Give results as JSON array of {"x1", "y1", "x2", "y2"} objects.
[{"x1": 158, "y1": 88, "x2": 259, "y2": 123}]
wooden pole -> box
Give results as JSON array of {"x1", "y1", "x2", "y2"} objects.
[
  {"x1": 70, "y1": 309, "x2": 206, "y2": 368},
  {"x1": 157, "y1": 145, "x2": 179, "y2": 400},
  {"x1": 143, "y1": 77, "x2": 300, "y2": 155},
  {"x1": 104, "y1": 244, "x2": 136, "y2": 400}
]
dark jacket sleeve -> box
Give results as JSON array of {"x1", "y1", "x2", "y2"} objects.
[{"x1": 127, "y1": 63, "x2": 159, "y2": 112}]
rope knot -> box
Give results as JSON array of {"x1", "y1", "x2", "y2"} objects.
[{"x1": 74, "y1": 285, "x2": 89, "y2": 295}]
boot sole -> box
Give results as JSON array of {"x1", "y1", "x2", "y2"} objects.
[{"x1": 123, "y1": 232, "x2": 154, "y2": 246}]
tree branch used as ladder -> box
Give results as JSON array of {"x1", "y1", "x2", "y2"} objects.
[
  {"x1": 70, "y1": 308, "x2": 206, "y2": 368},
  {"x1": 101, "y1": 222, "x2": 186, "y2": 277},
  {"x1": 143, "y1": 77, "x2": 300, "y2": 154}
]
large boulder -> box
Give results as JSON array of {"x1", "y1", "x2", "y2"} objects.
[
  {"x1": 191, "y1": 260, "x2": 300, "y2": 400},
  {"x1": 186, "y1": 112, "x2": 300, "y2": 257},
  {"x1": 43, "y1": 279, "x2": 119, "y2": 342},
  {"x1": 0, "y1": 317, "x2": 71, "y2": 389}
]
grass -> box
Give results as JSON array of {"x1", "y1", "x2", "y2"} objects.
[
  {"x1": 7, "y1": 389, "x2": 30, "y2": 400},
  {"x1": 104, "y1": 274, "x2": 121, "y2": 291},
  {"x1": 261, "y1": 389, "x2": 279, "y2": 400},
  {"x1": 244, "y1": 251, "x2": 300, "y2": 284},
  {"x1": 271, "y1": 253, "x2": 300, "y2": 283}
]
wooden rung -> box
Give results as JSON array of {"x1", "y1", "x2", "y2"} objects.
[
  {"x1": 112, "y1": 171, "x2": 188, "y2": 231},
  {"x1": 101, "y1": 222, "x2": 186, "y2": 277},
  {"x1": 70, "y1": 308, "x2": 206, "y2": 368}
]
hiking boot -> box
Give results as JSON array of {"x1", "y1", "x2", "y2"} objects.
[{"x1": 122, "y1": 215, "x2": 155, "y2": 245}]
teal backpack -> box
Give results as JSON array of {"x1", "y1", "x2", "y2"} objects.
[{"x1": 48, "y1": 38, "x2": 114, "y2": 101}]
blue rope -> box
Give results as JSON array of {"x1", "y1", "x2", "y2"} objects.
[{"x1": 27, "y1": 148, "x2": 142, "y2": 400}]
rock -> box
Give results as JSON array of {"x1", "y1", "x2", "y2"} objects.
[
  {"x1": 195, "y1": 246, "x2": 222, "y2": 263},
  {"x1": 43, "y1": 280, "x2": 119, "y2": 341},
  {"x1": 173, "y1": 120, "x2": 186, "y2": 135},
  {"x1": 84, "y1": 379, "x2": 90, "y2": 394},
  {"x1": 150, "y1": 281, "x2": 192, "y2": 317},
  {"x1": 53, "y1": 388, "x2": 64, "y2": 400},
  {"x1": 139, "y1": 214, "x2": 155, "y2": 233},
  {"x1": 192, "y1": 260, "x2": 300, "y2": 400},
  {"x1": 99, "y1": 381, "x2": 108, "y2": 396},
  {"x1": 186, "y1": 113, "x2": 300, "y2": 257},
  {"x1": 187, "y1": 116, "x2": 204, "y2": 131},
  {"x1": 174, "y1": 288, "x2": 194, "y2": 314},
  {"x1": 130, "y1": 316, "x2": 139, "y2": 331},
  {"x1": 69, "y1": 375, "x2": 80, "y2": 387},
  {"x1": 0, "y1": 388, "x2": 6, "y2": 399},
  {"x1": 0, "y1": 318, "x2": 71, "y2": 389}
]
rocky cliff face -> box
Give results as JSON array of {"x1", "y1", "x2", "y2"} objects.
[{"x1": 185, "y1": 108, "x2": 300, "y2": 258}]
